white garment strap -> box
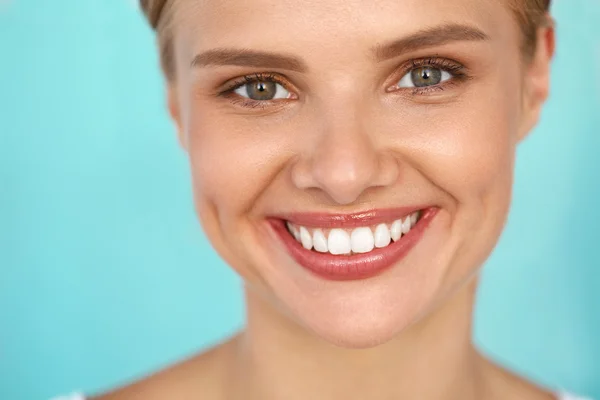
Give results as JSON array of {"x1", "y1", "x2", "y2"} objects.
[
  {"x1": 559, "y1": 392, "x2": 593, "y2": 400},
  {"x1": 49, "y1": 393, "x2": 85, "y2": 400}
]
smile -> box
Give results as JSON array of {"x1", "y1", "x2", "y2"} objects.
[
  {"x1": 269, "y1": 207, "x2": 439, "y2": 281},
  {"x1": 286, "y1": 211, "x2": 420, "y2": 255}
]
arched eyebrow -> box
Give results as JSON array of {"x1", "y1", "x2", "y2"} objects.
[
  {"x1": 190, "y1": 23, "x2": 489, "y2": 72},
  {"x1": 190, "y1": 49, "x2": 308, "y2": 72},
  {"x1": 372, "y1": 23, "x2": 489, "y2": 61}
]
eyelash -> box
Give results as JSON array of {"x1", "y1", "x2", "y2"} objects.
[{"x1": 218, "y1": 57, "x2": 469, "y2": 108}]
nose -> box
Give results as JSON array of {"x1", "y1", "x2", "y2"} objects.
[{"x1": 291, "y1": 108, "x2": 399, "y2": 205}]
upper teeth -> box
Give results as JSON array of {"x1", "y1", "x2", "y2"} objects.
[{"x1": 286, "y1": 211, "x2": 421, "y2": 256}]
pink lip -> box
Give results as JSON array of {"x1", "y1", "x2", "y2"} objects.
[
  {"x1": 278, "y1": 206, "x2": 427, "y2": 228},
  {"x1": 269, "y1": 207, "x2": 439, "y2": 281}
]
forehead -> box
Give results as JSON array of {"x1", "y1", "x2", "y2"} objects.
[{"x1": 172, "y1": 0, "x2": 518, "y2": 61}]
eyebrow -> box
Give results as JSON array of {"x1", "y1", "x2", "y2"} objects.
[
  {"x1": 190, "y1": 23, "x2": 489, "y2": 72},
  {"x1": 190, "y1": 48, "x2": 308, "y2": 72},
  {"x1": 372, "y1": 23, "x2": 489, "y2": 61}
]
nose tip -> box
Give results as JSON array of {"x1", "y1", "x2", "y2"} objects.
[
  {"x1": 311, "y1": 151, "x2": 379, "y2": 205},
  {"x1": 292, "y1": 137, "x2": 399, "y2": 206}
]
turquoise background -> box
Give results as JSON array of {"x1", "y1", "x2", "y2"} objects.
[{"x1": 0, "y1": 1, "x2": 598, "y2": 398}]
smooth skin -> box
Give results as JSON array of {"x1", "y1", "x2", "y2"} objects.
[{"x1": 97, "y1": 0, "x2": 555, "y2": 398}]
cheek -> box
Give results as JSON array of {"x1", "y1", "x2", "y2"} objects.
[
  {"x1": 393, "y1": 86, "x2": 520, "y2": 210},
  {"x1": 402, "y1": 84, "x2": 521, "y2": 284},
  {"x1": 181, "y1": 106, "x2": 298, "y2": 280},
  {"x1": 426, "y1": 101, "x2": 517, "y2": 260},
  {"x1": 429, "y1": 108, "x2": 515, "y2": 202},
  {"x1": 185, "y1": 108, "x2": 291, "y2": 221}
]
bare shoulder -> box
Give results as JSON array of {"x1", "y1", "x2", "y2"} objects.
[{"x1": 90, "y1": 336, "x2": 238, "y2": 400}]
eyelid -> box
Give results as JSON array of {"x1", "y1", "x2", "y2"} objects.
[{"x1": 404, "y1": 57, "x2": 466, "y2": 74}]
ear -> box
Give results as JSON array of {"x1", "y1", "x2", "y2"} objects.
[
  {"x1": 518, "y1": 20, "x2": 556, "y2": 141},
  {"x1": 167, "y1": 84, "x2": 188, "y2": 151}
]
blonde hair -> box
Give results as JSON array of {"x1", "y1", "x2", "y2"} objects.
[{"x1": 140, "y1": 0, "x2": 552, "y2": 81}]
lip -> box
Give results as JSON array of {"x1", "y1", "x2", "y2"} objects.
[
  {"x1": 268, "y1": 207, "x2": 439, "y2": 281},
  {"x1": 278, "y1": 206, "x2": 427, "y2": 228}
]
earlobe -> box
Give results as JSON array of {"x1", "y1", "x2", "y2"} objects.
[
  {"x1": 167, "y1": 85, "x2": 188, "y2": 150},
  {"x1": 518, "y1": 22, "x2": 555, "y2": 142}
]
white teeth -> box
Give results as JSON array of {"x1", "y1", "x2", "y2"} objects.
[
  {"x1": 390, "y1": 220, "x2": 402, "y2": 242},
  {"x1": 287, "y1": 221, "x2": 301, "y2": 241},
  {"x1": 374, "y1": 224, "x2": 391, "y2": 248},
  {"x1": 350, "y1": 227, "x2": 375, "y2": 254},
  {"x1": 328, "y1": 229, "x2": 352, "y2": 255},
  {"x1": 312, "y1": 229, "x2": 328, "y2": 253},
  {"x1": 286, "y1": 210, "x2": 422, "y2": 255},
  {"x1": 410, "y1": 212, "x2": 418, "y2": 226},
  {"x1": 401, "y1": 216, "x2": 411, "y2": 234},
  {"x1": 299, "y1": 226, "x2": 313, "y2": 250}
]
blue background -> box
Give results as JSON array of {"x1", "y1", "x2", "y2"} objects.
[{"x1": 0, "y1": 1, "x2": 599, "y2": 399}]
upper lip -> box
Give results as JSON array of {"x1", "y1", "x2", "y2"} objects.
[{"x1": 272, "y1": 206, "x2": 430, "y2": 228}]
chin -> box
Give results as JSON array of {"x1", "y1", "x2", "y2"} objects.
[
  {"x1": 282, "y1": 279, "x2": 435, "y2": 349},
  {"x1": 308, "y1": 319, "x2": 411, "y2": 350}
]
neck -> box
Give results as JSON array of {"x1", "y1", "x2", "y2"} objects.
[{"x1": 228, "y1": 278, "x2": 489, "y2": 400}]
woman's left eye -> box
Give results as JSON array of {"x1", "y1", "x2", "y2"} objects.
[{"x1": 396, "y1": 66, "x2": 453, "y2": 88}]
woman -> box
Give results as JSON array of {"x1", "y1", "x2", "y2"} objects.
[{"x1": 54, "y1": 0, "x2": 593, "y2": 398}]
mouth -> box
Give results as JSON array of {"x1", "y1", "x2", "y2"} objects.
[{"x1": 268, "y1": 207, "x2": 439, "y2": 281}]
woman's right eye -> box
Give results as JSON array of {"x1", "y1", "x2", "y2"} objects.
[{"x1": 233, "y1": 80, "x2": 292, "y2": 101}]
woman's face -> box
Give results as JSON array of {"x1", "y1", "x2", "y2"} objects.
[{"x1": 168, "y1": 0, "x2": 550, "y2": 347}]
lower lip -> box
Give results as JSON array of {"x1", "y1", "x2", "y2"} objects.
[{"x1": 269, "y1": 207, "x2": 439, "y2": 281}]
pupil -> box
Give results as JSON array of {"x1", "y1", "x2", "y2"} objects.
[{"x1": 411, "y1": 67, "x2": 442, "y2": 88}]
